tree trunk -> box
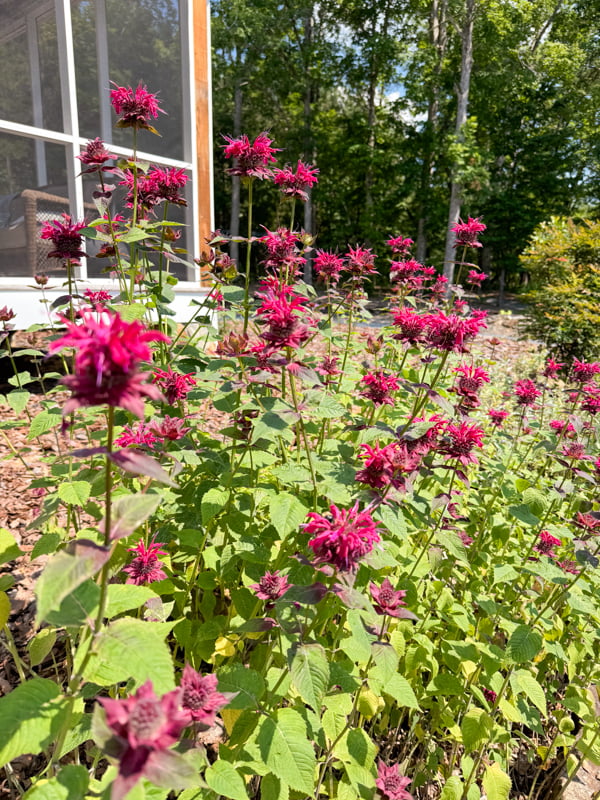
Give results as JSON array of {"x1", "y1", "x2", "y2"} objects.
[
  {"x1": 416, "y1": 0, "x2": 447, "y2": 264},
  {"x1": 229, "y1": 78, "x2": 243, "y2": 266},
  {"x1": 442, "y1": 0, "x2": 476, "y2": 285}
]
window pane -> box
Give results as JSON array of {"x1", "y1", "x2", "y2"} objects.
[
  {"x1": 0, "y1": 1, "x2": 63, "y2": 130},
  {"x1": 0, "y1": 132, "x2": 68, "y2": 277},
  {"x1": 37, "y1": 10, "x2": 64, "y2": 132},
  {"x1": 72, "y1": 0, "x2": 101, "y2": 138}
]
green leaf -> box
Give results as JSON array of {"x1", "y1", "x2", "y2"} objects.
[
  {"x1": 46, "y1": 580, "x2": 100, "y2": 628},
  {"x1": 201, "y1": 488, "x2": 228, "y2": 524},
  {"x1": 482, "y1": 763, "x2": 511, "y2": 800},
  {"x1": 269, "y1": 492, "x2": 308, "y2": 538},
  {"x1": 105, "y1": 584, "x2": 156, "y2": 618},
  {"x1": 23, "y1": 765, "x2": 89, "y2": 799},
  {"x1": 506, "y1": 625, "x2": 543, "y2": 664},
  {"x1": 28, "y1": 628, "x2": 57, "y2": 666},
  {"x1": 381, "y1": 673, "x2": 420, "y2": 709},
  {"x1": 0, "y1": 679, "x2": 69, "y2": 768},
  {"x1": 522, "y1": 487, "x2": 548, "y2": 517},
  {"x1": 0, "y1": 527, "x2": 22, "y2": 564},
  {"x1": 376, "y1": 506, "x2": 408, "y2": 541},
  {"x1": 83, "y1": 617, "x2": 175, "y2": 694},
  {"x1": 511, "y1": 670, "x2": 547, "y2": 716},
  {"x1": 260, "y1": 774, "x2": 289, "y2": 800},
  {"x1": 254, "y1": 708, "x2": 316, "y2": 794},
  {"x1": 334, "y1": 728, "x2": 377, "y2": 768},
  {"x1": 35, "y1": 540, "x2": 109, "y2": 624},
  {"x1": 217, "y1": 665, "x2": 266, "y2": 710},
  {"x1": 205, "y1": 761, "x2": 249, "y2": 800},
  {"x1": 288, "y1": 642, "x2": 330, "y2": 710},
  {"x1": 461, "y1": 708, "x2": 493, "y2": 752},
  {"x1": 109, "y1": 493, "x2": 162, "y2": 541},
  {"x1": 28, "y1": 411, "x2": 62, "y2": 439},
  {"x1": 113, "y1": 303, "x2": 147, "y2": 321},
  {"x1": 440, "y1": 776, "x2": 463, "y2": 800},
  {"x1": 6, "y1": 390, "x2": 30, "y2": 414},
  {"x1": 312, "y1": 394, "x2": 346, "y2": 419},
  {"x1": 31, "y1": 533, "x2": 62, "y2": 560},
  {"x1": 57, "y1": 481, "x2": 91, "y2": 507},
  {"x1": 369, "y1": 642, "x2": 399, "y2": 685},
  {"x1": 251, "y1": 411, "x2": 294, "y2": 444},
  {"x1": 508, "y1": 504, "x2": 539, "y2": 526}
]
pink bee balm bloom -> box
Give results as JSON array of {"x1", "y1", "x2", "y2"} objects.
[
  {"x1": 534, "y1": 530, "x2": 561, "y2": 558},
  {"x1": 110, "y1": 83, "x2": 163, "y2": 130},
  {"x1": 370, "y1": 578, "x2": 407, "y2": 617},
  {"x1": 0, "y1": 306, "x2": 16, "y2": 322},
  {"x1": 376, "y1": 760, "x2": 413, "y2": 800},
  {"x1": 514, "y1": 379, "x2": 541, "y2": 407},
  {"x1": 451, "y1": 216, "x2": 486, "y2": 248},
  {"x1": 483, "y1": 688, "x2": 497, "y2": 704},
  {"x1": 581, "y1": 382, "x2": 600, "y2": 415},
  {"x1": 255, "y1": 283, "x2": 312, "y2": 350},
  {"x1": 453, "y1": 363, "x2": 489, "y2": 397},
  {"x1": 573, "y1": 359, "x2": 600, "y2": 383},
  {"x1": 152, "y1": 367, "x2": 196, "y2": 405},
  {"x1": 40, "y1": 214, "x2": 87, "y2": 263},
  {"x1": 425, "y1": 310, "x2": 487, "y2": 353},
  {"x1": 250, "y1": 570, "x2": 291, "y2": 602},
  {"x1": 304, "y1": 502, "x2": 381, "y2": 572},
  {"x1": 386, "y1": 236, "x2": 414, "y2": 256},
  {"x1": 391, "y1": 307, "x2": 428, "y2": 345},
  {"x1": 488, "y1": 408, "x2": 509, "y2": 427},
  {"x1": 549, "y1": 419, "x2": 575, "y2": 435},
  {"x1": 346, "y1": 246, "x2": 377, "y2": 279},
  {"x1": 114, "y1": 423, "x2": 159, "y2": 449},
  {"x1": 543, "y1": 358, "x2": 564, "y2": 379},
  {"x1": 466, "y1": 270, "x2": 487, "y2": 286},
  {"x1": 441, "y1": 421, "x2": 485, "y2": 465},
  {"x1": 149, "y1": 415, "x2": 191, "y2": 441},
  {"x1": 83, "y1": 288, "x2": 111, "y2": 306},
  {"x1": 98, "y1": 681, "x2": 187, "y2": 799},
  {"x1": 273, "y1": 160, "x2": 319, "y2": 201},
  {"x1": 77, "y1": 137, "x2": 116, "y2": 172},
  {"x1": 222, "y1": 132, "x2": 279, "y2": 180},
  {"x1": 123, "y1": 540, "x2": 168, "y2": 585},
  {"x1": 360, "y1": 371, "x2": 400, "y2": 406},
  {"x1": 179, "y1": 664, "x2": 229, "y2": 727},
  {"x1": 49, "y1": 311, "x2": 168, "y2": 417},
  {"x1": 314, "y1": 250, "x2": 345, "y2": 283},
  {"x1": 562, "y1": 442, "x2": 588, "y2": 460}
]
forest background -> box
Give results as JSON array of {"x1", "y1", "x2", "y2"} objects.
[{"x1": 210, "y1": 0, "x2": 600, "y2": 293}]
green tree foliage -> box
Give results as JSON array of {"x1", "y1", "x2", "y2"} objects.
[
  {"x1": 210, "y1": 0, "x2": 600, "y2": 284},
  {"x1": 522, "y1": 217, "x2": 600, "y2": 360}
]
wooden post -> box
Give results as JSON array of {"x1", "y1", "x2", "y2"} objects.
[{"x1": 193, "y1": 0, "x2": 213, "y2": 285}]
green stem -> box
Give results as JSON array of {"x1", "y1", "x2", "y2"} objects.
[{"x1": 243, "y1": 180, "x2": 254, "y2": 335}]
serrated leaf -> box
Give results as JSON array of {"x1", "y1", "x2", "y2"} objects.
[
  {"x1": 28, "y1": 628, "x2": 57, "y2": 666},
  {"x1": 31, "y1": 533, "x2": 62, "y2": 560},
  {"x1": 108, "y1": 493, "x2": 162, "y2": 541},
  {"x1": 217, "y1": 665, "x2": 266, "y2": 710},
  {"x1": 482, "y1": 762, "x2": 511, "y2": 800},
  {"x1": 22, "y1": 764, "x2": 89, "y2": 799},
  {"x1": 105, "y1": 584, "x2": 156, "y2": 617},
  {"x1": 381, "y1": 673, "x2": 420, "y2": 709},
  {"x1": 201, "y1": 488, "x2": 228, "y2": 524},
  {"x1": 506, "y1": 625, "x2": 543, "y2": 664},
  {"x1": 110, "y1": 450, "x2": 175, "y2": 486},
  {"x1": 6, "y1": 390, "x2": 30, "y2": 414},
  {"x1": 461, "y1": 708, "x2": 493, "y2": 751},
  {"x1": 369, "y1": 642, "x2": 399, "y2": 685},
  {"x1": 0, "y1": 527, "x2": 22, "y2": 564},
  {"x1": 260, "y1": 774, "x2": 289, "y2": 800},
  {"x1": 205, "y1": 761, "x2": 249, "y2": 800},
  {"x1": 0, "y1": 591, "x2": 9, "y2": 628},
  {"x1": 288, "y1": 642, "x2": 329, "y2": 710},
  {"x1": 28, "y1": 411, "x2": 62, "y2": 439},
  {"x1": 117, "y1": 303, "x2": 147, "y2": 321},
  {"x1": 269, "y1": 492, "x2": 308, "y2": 538},
  {"x1": 377, "y1": 506, "x2": 408, "y2": 541},
  {"x1": 255, "y1": 708, "x2": 316, "y2": 794},
  {"x1": 35, "y1": 540, "x2": 109, "y2": 624},
  {"x1": 522, "y1": 487, "x2": 548, "y2": 516},
  {"x1": 440, "y1": 776, "x2": 463, "y2": 800},
  {"x1": 511, "y1": 670, "x2": 547, "y2": 716},
  {"x1": 83, "y1": 617, "x2": 175, "y2": 693},
  {"x1": 58, "y1": 481, "x2": 91, "y2": 507},
  {"x1": 0, "y1": 679, "x2": 69, "y2": 768}
]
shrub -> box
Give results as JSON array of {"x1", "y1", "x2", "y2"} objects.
[{"x1": 522, "y1": 216, "x2": 600, "y2": 360}]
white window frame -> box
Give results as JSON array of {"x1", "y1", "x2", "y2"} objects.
[{"x1": 0, "y1": 0, "x2": 208, "y2": 297}]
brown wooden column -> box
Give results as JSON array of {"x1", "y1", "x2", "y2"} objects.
[{"x1": 193, "y1": 0, "x2": 213, "y2": 285}]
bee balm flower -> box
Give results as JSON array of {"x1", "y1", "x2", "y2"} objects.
[{"x1": 303, "y1": 503, "x2": 381, "y2": 572}]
